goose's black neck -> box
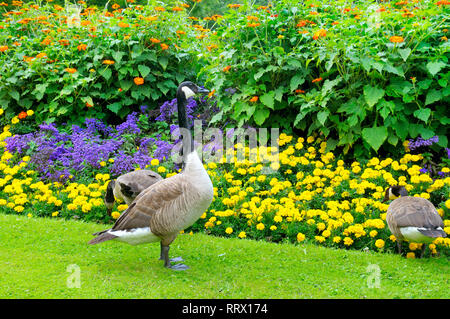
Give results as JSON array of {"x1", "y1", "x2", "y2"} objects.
[{"x1": 176, "y1": 90, "x2": 194, "y2": 157}]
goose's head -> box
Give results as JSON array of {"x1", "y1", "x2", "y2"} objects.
[
  {"x1": 177, "y1": 81, "x2": 209, "y2": 100},
  {"x1": 382, "y1": 185, "x2": 408, "y2": 202}
]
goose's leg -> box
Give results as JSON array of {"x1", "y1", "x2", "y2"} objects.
[
  {"x1": 160, "y1": 244, "x2": 189, "y2": 271},
  {"x1": 396, "y1": 241, "x2": 402, "y2": 255},
  {"x1": 159, "y1": 242, "x2": 183, "y2": 262}
]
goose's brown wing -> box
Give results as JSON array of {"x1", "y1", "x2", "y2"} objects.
[
  {"x1": 111, "y1": 174, "x2": 185, "y2": 231},
  {"x1": 389, "y1": 197, "x2": 444, "y2": 228},
  {"x1": 89, "y1": 174, "x2": 185, "y2": 244}
]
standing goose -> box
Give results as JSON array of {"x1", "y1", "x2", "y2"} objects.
[
  {"x1": 89, "y1": 82, "x2": 213, "y2": 270},
  {"x1": 383, "y1": 185, "x2": 447, "y2": 257},
  {"x1": 104, "y1": 170, "x2": 163, "y2": 215}
]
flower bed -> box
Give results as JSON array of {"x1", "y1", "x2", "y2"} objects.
[{"x1": 0, "y1": 118, "x2": 449, "y2": 258}]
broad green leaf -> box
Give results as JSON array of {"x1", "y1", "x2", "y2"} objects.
[
  {"x1": 158, "y1": 56, "x2": 168, "y2": 70},
  {"x1": 253, "y1": 108, "x2": 270, "y2": 125},
  {"x1": 81, "y1": 96, "x2": 94, "y2": 107},
  {"x1": 398, "y1": 48, "x2": 411, "y2": 62},
  {"x1": 418, "y1": 127, "x2": 435, "y2": 140},
  {"x1": 425, "y1": 90, "x2": 442, "y2": 105},
  {"x1": 362, "y1": 126, "x2": 388, "y2": 151},
  {"x1": 363, "y1": 85, "x2": 385, "y2": 108},
  {"x1": 254, "y1": 68, "x2": 266, "y2": 81},
  {"x1": 317, "y1": 110, "x2": 329, "y2": 126},
  {"x1": 413, "y1": 108, "x2": 432, "y2": 122},
  {"x1": 210, "y1": 110, "x2": 223, "y2": 124},
  {"x1": 138, "y1": 65, "x2": 151, "y2": 78},
  {"x1": 260, "y1": 91, "x2": 275, "y2": 109},
  {"x1": 426, "y1": 61, "x2": 446, "y2": 77},
  {"x1": 99, "y1": 68, "x2": 112, "y2": 81},
  {"x1": 274, "y1": 87, "x2": 284, "y2": 102},
  {"x1": 290, "y1": 74, "x2": 305, "y2": 91},
  {"x1": 9, "y1": 90, "x2": 20, "y2": 101},
  {"x1": 107, "y1": 102, "x2": 122, "y2": 114},
  {"x1": 112, "y1": 51, "x2": 125, "y2": 63}
]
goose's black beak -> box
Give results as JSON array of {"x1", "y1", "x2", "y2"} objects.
[{"x1": 197, "y1": 87, "x2": 210, "y2": 94}]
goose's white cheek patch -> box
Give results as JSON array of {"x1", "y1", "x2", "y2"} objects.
[{"x1": 182, "y1": 86, "x2": 196, "y2": 99}]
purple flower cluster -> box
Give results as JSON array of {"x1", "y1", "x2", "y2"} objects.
[
  {"x1": 155, "y1": 98, "x2": 198, "y2": 128},
  {"x1": 408, "y1": 136, "x2": 439, "y2": 151},
  {"x1": 4, "y1": 95, "x2": 213, "y2": 182}
]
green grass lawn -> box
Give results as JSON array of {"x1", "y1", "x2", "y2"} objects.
[{"x1": 0, "y1": 213, "x2": 448, "y2": 299}]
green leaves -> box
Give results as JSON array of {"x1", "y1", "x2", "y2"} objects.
[
  {"x1": 138, "y1": 65, "x2": 151, "y2": 78},
  {"x1": 260, "y1": 91, "x2": 275, "y2": 109},
  {"x1": 253, "y1": 108, "x2": 270, "y2": 125},
  {"x1": 413, "y1": 108, "x2": 431, "y2": 122},
  {"x1": 290, "y1": 74, "x2": 305, "y2": 91},
  {"x1": 363, "y1": 85, "x2": 385, "y2": 109},
  {"x1": 426, "y1": 61, "x2": 446, "y2": 77},
  {"x1": 362, "y1": 126, "x2": 388, "y2": 152}
]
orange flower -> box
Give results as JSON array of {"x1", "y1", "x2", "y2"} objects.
[
  {"x1": 247, "y1": 15, "x2": 259, "y2": 21},
  {"x1": 223, "y1": 66, "x2": 231, "y2": 72},
  {"x1": 118, "y1": 22, "x2": 129, "y2": 28},
  {"x1": 18, "y1": 111, "x2": 27, "y2": 119},
  {"x1": 58, "y1": 39, "x2": 70, "y2": 46},
  {"x1": 172, "y1": 6, "x2": 183, "y2": 11},
  {"x1": 112, "y1": 3, "x2": 120, "y2": 9},
  {"x1": 35, "y1": 52, "x2": 47, "y2": 59},
  {"x1": 247, "y1": 23, "x2": 261, "y2": 27},
  {"x1": 0, "y1": 45, "x2": 8, "y2": 52},
  {"x1": 295, "y1": 89, "x2": 305, "y2": 94},
  {"x1": 312, "y1": 77, "x2": 322, "y2": 83},
  {"x1": 65, "y1": 68, "x2": 77, "y2": 74},
  {"x1": 102, "y1": 59, "x2": 115, "y2": 65},
  {"x1": 208, "y1": 89, "x2": 216, "y2": 98},
  {"x1": 150, "y1": 38, "x2": 160, "y2": 43},
  {"x1": 160, "y1": 43, "x2": 169, "y2": 50},
  {"x1": 250, "y1": 96, "x2": 259, "y2": 102},
  {"x1": 154, "y1": 6, "x2": 165, "y2": 11},
  {"x1": 228, "y1": 4, "x2": 241, "y2": 8},
  {"x1": 77, "y1": 43, "x2": 87, "y2": 51},
  {"x1": 313, "y1": 29, "x2": 326, "y2": 40},
  {"x1": 389, "y1": 36, "x2": 404, "y2": 43},
  {"x1": 441, "y1": 36, "x2": 448, "y2": 41},
  {"x1": 134, "y1": 77, "x2": 144, "y2": 85}
]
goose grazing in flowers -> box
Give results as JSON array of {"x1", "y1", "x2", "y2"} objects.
[
  {"x1": 383, "y1": 185, "x2": 447, "y2": 257},
  {"x1": 104, "y1": 170, "x2": 163, "y2": 215},
  {"x1": 89, "y1": 81, "x2": 213, "y2": 270}
]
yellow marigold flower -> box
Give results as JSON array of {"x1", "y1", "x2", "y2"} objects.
[
  {"x1": 273, "y1": 215, "x2": 282, "y2": 223},
  {"x1": 344, "y1": 237, "x2": 353, "y2": 246},
  {"x1": 52, "y1": 211, "x2": 59, "y2": 217},
  {"x1": 406, "y1": 252, "x2": 415, "y2": 259},
  {"x1": 151, "y1": 158, "x2": 159, "y2": 166},
  {"x1": 315, "y1": 236, "x2": 326, "y2": 243},
  {"x1": 157, "y1": 166, "x2": 166, "y2": 173},
  {"x1": 14, "y1": 205, "x2": 24, "y2": 213},
  {"x1": 256, "y1": 223, "x2": 265, "y2": 230},
  {"x1": 238, "y1": 231, "x2": 246, "y2": 238},
  {"x1": 111, "y1": 211, "x2": 121, "y2": 219},
  {"x1": 270, "y1": 225, "x2": 277, "y2": 231},
  {"x1": 297, "y1": 232, "x2": 306, "y2": 242},
  {"x1": 369, "y1": 230, "x2": 378, "y2": 237},
  {"x1": 225, "y1": 227, "x2": 233, "y2": 234},
  {"x1": 375, "y1": 239, "x2": 385, "y2": 249},
  {"x1": 333, "y1": 236, "x2": 341, "y2": 243}
]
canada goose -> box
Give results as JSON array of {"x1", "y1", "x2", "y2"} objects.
[
  {"x1": 89, "y1": 82, "x2": 213, "y2": 270},
  {"x1": 383, "y1": 186, "x2": 447, "y2": 257},
  {"x1": 104, "y1": 170, "x2": 163, "y2": 215}
]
